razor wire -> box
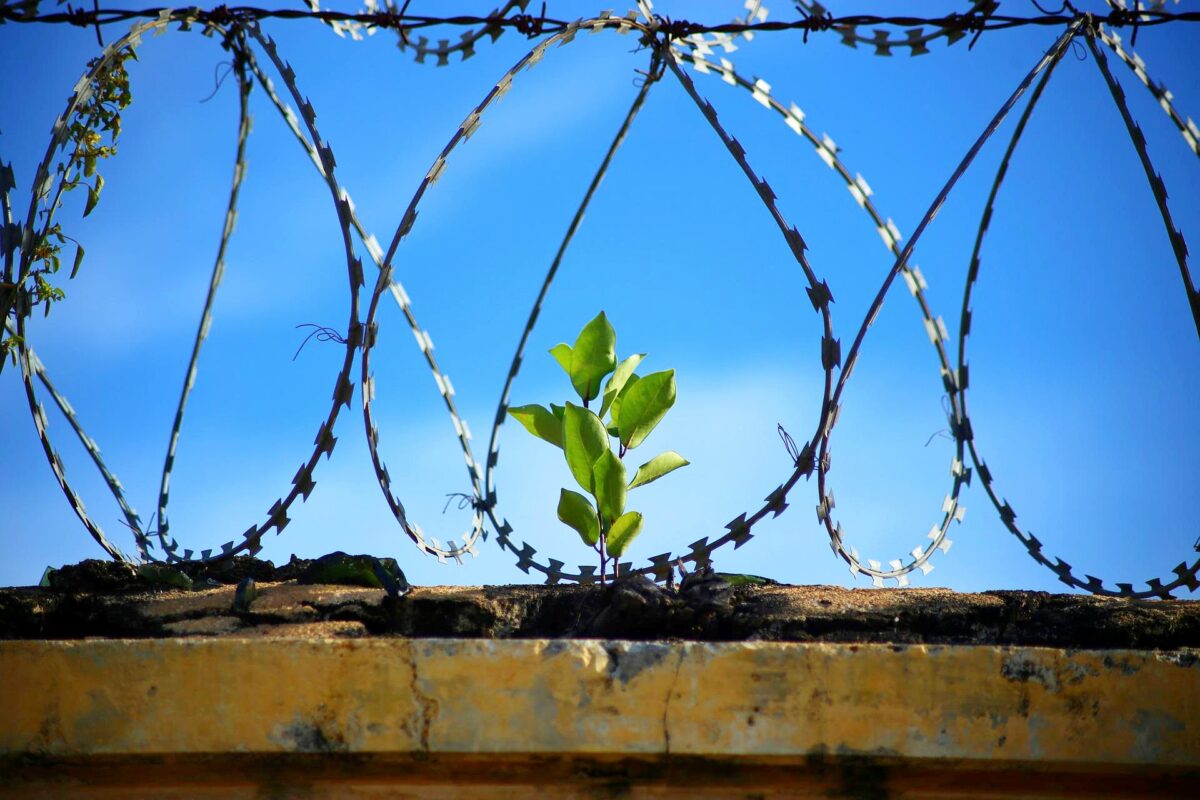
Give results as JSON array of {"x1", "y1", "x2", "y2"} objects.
[
  {"x1": 305, "y1": 0, "x2": 539, "y2": 62},
  {"x1": 472, "y1": 0, "x2": 970, "y2": 586},
  {"x1": 794, "y1": 0, "x2": 1001, "y2": 55},
  {"x1": 667, "y1": 44, "x2": 963, "y2": 587},
  {"x1": 2, "y1": 3, "x2": 1198, "y2": 597},
  {"x1": 810, "y1": 17, "x2": 1085, "y2": 589},
  {"x1": 1098, "y1": 10, "x2": 1200, "y2": 158},
  {"x1": 4, "y1": 0, "x2": 1200, "y2": 35},
  {"x1": 153, "y1": 25, "x2": 253, "y2": 559},
  {"x1": 948, "y1": 22, "x2": 1200, "y2": 599},
  {"x1": 6, "y1": 22, "x2": 163, "y2": 564},
  {"x1": 392, "y1": 0, "x2": 533, "y2": 66},
  {"x1": 7, "y1": 11, "x2": 368, "y2": 564},
  {"x1": 477, "y1": 43, "x2": 667, "y2": 583},
  {"x1": 475, "y1": 10, "x2": 839, "y2": 585},
  {"x1": 665, "y1": 4, "x2": 1200, "y2": 595},
  {"x1": 363, "y1": 12, "x2": 671, "y2": 584}
]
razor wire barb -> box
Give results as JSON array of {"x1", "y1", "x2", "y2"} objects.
[{"x1": 2, "y1": 2, "x2": 1198, "y2": 598}]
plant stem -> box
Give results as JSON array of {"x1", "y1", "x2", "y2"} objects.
[{"x1": 599, "y1": 533, "x2": 607, "y2": 585}]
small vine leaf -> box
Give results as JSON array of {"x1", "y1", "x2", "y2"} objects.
[
  {"x1": 606, "y1": 511, "x2": 644, "y2": 557},
  {"x1": 558, "y1": 488, "x2": 600, "y2": 546},
  {"x1": 550, "y1": 403, "x2": 565, "y2": 422},
  {"x1": 507, "y1": 404, "x2": 563, "y2": 448},
  {"x1": 617, "y1": 369, "x2": 676, "y2": 449},
  {"x1": 628, "y1": 451, "x2": 689, "y2": 490},
  {"x1": 563, "y1": 402, "x2": 609, "y2": 493},
  {"x1": 568, "y1": 311, "x2": 616, "y2": 402},
  {"x1": 600, "y1": 352, "x2": 644, "y2": 419},
  {"x1": 592, "y1": 448, "x2": 627, "y2": 525}
]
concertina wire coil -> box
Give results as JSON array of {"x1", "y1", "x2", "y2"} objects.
[{"x1": 2, "y1": 1, "x2": 1197, "y2": 597}]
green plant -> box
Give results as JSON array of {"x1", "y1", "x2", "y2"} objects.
[
  {"x1": 508, "y1": 312, "x2": 688, "y2": 582},
  {"x1": 1, "y1": 46, "x2": 135, "y2": 367}
]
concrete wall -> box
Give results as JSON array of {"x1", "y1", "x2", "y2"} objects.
[{"x1": 2, "y1": 638, "x2": 1196, "y2": 798}]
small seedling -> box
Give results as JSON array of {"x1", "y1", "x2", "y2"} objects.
[{"x1": 508, "y1": 312, "x2": 688, "y2": 582}]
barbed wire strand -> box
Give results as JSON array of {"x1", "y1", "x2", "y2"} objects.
[{"x1": 3, "y1": 2, "x2": 1199, "y2": 35}]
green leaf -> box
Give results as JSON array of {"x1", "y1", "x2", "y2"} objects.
[
  {"x1": 608, "y1": 373, "x2": 639, "y2": 433},
  {"x1": 616, "y1": 369, "x2": 676, "y2": 449},
  {"x1": 557, "y1": 488, "x2": 600, "y2": 546},
  {"x1": 562, "y1": 402, "x2": 609, "y2": 493},
  {"x1": 507, "y1": 404, "x2": 563, "y2": 448},
  {"x1": 591, "y1": 448, "x2": 626, "y2": 526},
  {"x1": 600, "y1": 353, "x2": 644, "y2": 419},
  {"x1": 70, "y1": 244, "x2": 84, "y2": 279},
  {"x1": 83, "y1": 186, "x2": 99, "y2": 217},
  {"x1": 83, "y1": 154, "x2": 97, "y2": 177},
  {"x1": 606, "y1": 511, "x2": 644, "y2": 557},
  {"x1": 568, "y1": 311, "x2": 616, "y2": 402},
  {"x1": 549, "y1": 403, "x2": 565, "y2": 422},
  {"x1": 549, "y1": 343, "x2": 573, "y2": 376},
  {"x1": 628, "y1": 451, "x2": 689, "y2": 490}
]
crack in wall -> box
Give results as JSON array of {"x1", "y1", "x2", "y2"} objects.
[
  {"x1": 662, "y1": 646, "x2": 686, "y2": 756},
  {"x1": 404, "y1": 640, "x2": 438, "y2": 754}
]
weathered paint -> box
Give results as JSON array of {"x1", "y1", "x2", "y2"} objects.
[{"x1": 1, "y1": 639, "x2": 1196, "y2": 768}]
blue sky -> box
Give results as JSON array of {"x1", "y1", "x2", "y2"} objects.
[{"x1": 1, "y1": 1, "x2": 1197, "y2": 593}]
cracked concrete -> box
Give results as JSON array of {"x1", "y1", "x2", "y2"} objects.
[
  {"x1": 3, "y1": 562, "x2": 1198, "y2": 796},
  {"x1": 661, "y1": 647, "x2": 686, "y2": 756},
  {"x1": 405, "y1": 639, "x2": 438, "y2": 754},
  {"x1": 2, "y1": 638, "x2": 1193, "y2": 764},
  {"x1": 1, "y1": 637, "x2": 1196, "y2": 798}
]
